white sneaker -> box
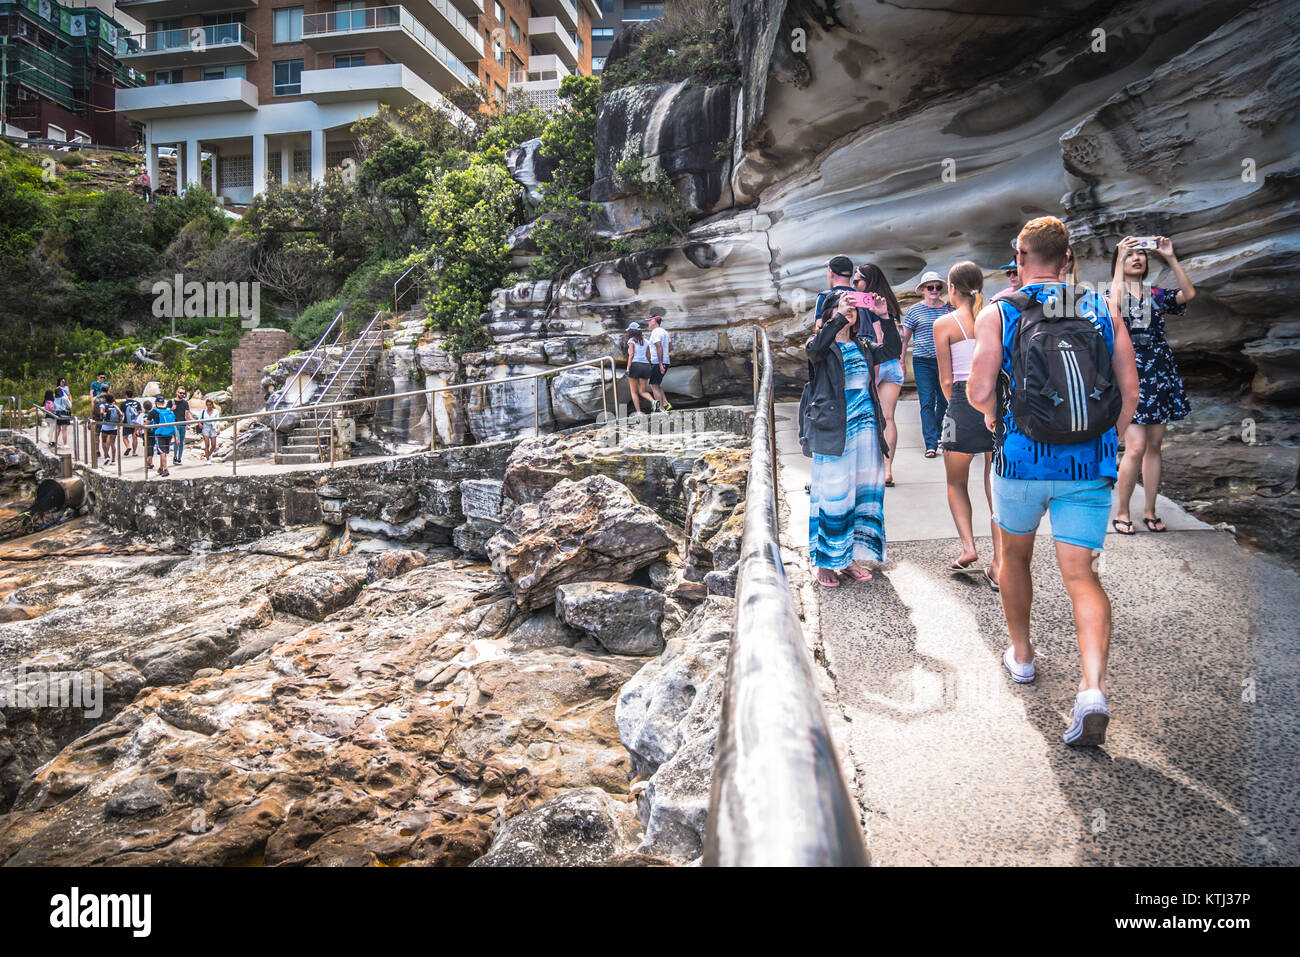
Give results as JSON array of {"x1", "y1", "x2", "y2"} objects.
[
  {"x1": 1063, "y1": 688, "x2": 1109, "y2": 747},
  {"x1": 1002, "y1": 647, "x2": 1035, "y2": 683}
]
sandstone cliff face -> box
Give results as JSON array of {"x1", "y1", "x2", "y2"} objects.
[{"x1": 485, "y1": 0, "x2": 1296, "y2": 403}]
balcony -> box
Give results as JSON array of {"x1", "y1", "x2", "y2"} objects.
[
  {"x1": 448, "y1": 0, "x2": 484, "y2": 15},
  {"x1": 117, "y1": 24, "x2": 257, "y2": 72},
  {"x1": 406, "y1": 0, "x2": 484, "y2": 63},
  {"x1": 529, "y1": 0, "x2": 579, "y2": 33},
  {"x1": 525, "y1": 54, "x2": 572, "y2": 81},
  {"x1": 116, "y1": 77, "x2": 258, "y2": 119},
  {"x1": 302, "y1": 6, "x2": 475, "y2": 92},
  {"x1": 577, "y1": 0, "x2": 602, "y2": 18},
  {"x1": 116, "y1": 0, "x2": 258, "y2": 19},
  {"x1": 527, "y1": 16, "x2": 578, "y2": 69}
]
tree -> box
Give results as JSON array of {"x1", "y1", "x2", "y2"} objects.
[{"x1": 414, "y1": 158, "x2": 524, "y2": 357}]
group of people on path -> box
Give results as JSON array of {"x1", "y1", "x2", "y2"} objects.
[
  {"x1": 31, "y1": 374, "x2": 223, "y2": 476},
  {"x1": 801, "y1": 215, "x2": 1197, "y2": 748}
]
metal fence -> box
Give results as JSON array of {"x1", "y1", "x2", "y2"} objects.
[
  {"x1": 703, "y1": 328, "x2": 870, "y2": 866},
  {"x1": 54, "y1": 354, "x2": 618, "y2": 479}
]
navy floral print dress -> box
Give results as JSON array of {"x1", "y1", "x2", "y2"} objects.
[{"x1": 1116, "y1": 286, "x2": 1190, "y2": 425}]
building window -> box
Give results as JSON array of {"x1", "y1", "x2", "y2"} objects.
[
  {"x1": 333, "y1": 1, "x2": 367, "y2": 30},
  {"x1": 273, "y1": 7, "x2": 303, "y2": 43},
  {"x1": 495, "y1": 40, "x2": 505, "y2": 65},
  {"x1": 494, "y1": 82, "x2": 505, "y2": 104},
  {"x1": 334, "y1": 53, "x2": 366, "y2": 68},
  {"x1": 592, "y1": 56, "x2": 605, "y2": 72},
  {"x1": 600, "y1": 0, "x2": 614, "y2": 12},
  {"x1": 509, "y1": 54, "x2": 524, "y2": 84},
  {"x1": 268, "y1": 152, "x2": 282, "y2": 185},
  {"x1": 220, "y1": 155, "x2": 253, "y2": 189},
  {"x1": 576, "y1": 34, "x2": 584, "y2": 55},
  {"x1": 273, "y1": 59, "x2": 303, "y2": 95},
  {"x1": 509, "y1": 18, "x2": 520, "y2": 42},
  {"x1": 592, "y1": 28, "x2": 613, "y2": 40},
  {"x1": 293, "y1": 149, "x2": 311, "y2": 181},
  {"x1": 202, "y1": 64, "x2": 247, "y2": 80},
  {"x1": 495, "y1": 1, "x2": 504, "y2": 22},
  {"x1": 154, "y1": 69, "x2": 184, "y2": 85}
]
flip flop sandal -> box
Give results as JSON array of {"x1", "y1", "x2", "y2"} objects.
[
  {"x1": 885, "y1": 478, "x2": 895, "y2": 487},
  {"x1": 949, "y1": 558, "x2": 982, "y2": 575},
  {"x1": 1112, "y1": 519, "x2": 1136, "y2": 536},
  {"x1": 985, "y1": 568, "x2": 1000, "y2": 592},
  {"x1": 816, "y1": 571, "x2": 841, "y2": 588},
  {"x1": 845, "y1": 566, "x2": 873, "y2": 582},
  {"x1": 1143, "y1": 517, "x2": 1167, "y2": 533},
  {"x1": 924, "y1": 449, "x2": 937, "y2": 458}
]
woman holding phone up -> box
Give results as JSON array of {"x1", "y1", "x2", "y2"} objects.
[
  {"x1": 804, "y1": 292, "x2": 890, "y2": 586},
  {"x1": 1107, "y1": 236, "x2": 1196, "y2": 534}
]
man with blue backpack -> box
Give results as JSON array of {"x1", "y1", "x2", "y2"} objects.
[
  {"x1": 151, "y1": 400, "x2": 177, "y2": 478},
  {"x1": 968, "y1": 216, "x2": 1139, "y2": 747}
]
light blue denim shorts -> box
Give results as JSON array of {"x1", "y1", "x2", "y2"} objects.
[
  {"x1": 876, "y1": 358, "x2": 905, "y2": 387},
  {"x1": 992, "y1": 475, "x2": 1114, "y2": 551}
]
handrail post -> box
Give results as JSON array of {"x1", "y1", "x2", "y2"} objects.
[
  {"x1": 232, "y1": 416, "x2": 238, "y2": 476},
  {"x1": 90, "y1": 419, "x2": 98, "y2": 469},
  {"x1": 328, "y1": 414, "x2": 335, "y2": 467}
]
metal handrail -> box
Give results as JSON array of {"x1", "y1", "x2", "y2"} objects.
[
  {"x1": 394, "y1": 265, "x2": 420, "y2": 313},
  {"x1": 703, "y1": 328, "x2": 870, "y2": 867},
  {"x1": 306, "y1": 310, "x2": 384, "y2": 457},
  {"x1": 84, "y1": 353, "x2": 619, "y2": 479},
  {"x1": 267, "y1": 310, "x2": 343, "y2": 431}
]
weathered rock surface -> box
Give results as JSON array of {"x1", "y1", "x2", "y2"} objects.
[
  {"x1": 616, "y1": 595, "x2": 733, "y2": 862},
  {"x1": 0, "y1": 532, "x2": 638, "y2": 864},
  {"x1": 556, "y1": 582, "x2": 665, "y2": 657},
  {"x1": 501, "y1": 417, "x2": 749, "y2": 526},
  {"x1": 487, "y1": 475, "x2": 676, "y2": 611},
  {"x1": 267, "y1": 566, "x2": 367, "y2": 621},
  {"x1": 471, "y1": 787, "x2": 641, "y2": 867}
]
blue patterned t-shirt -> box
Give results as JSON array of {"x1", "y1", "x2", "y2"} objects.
[
  {"x1": 903, "y1": 302, "x2": 953, "y2": 359},
  {"x1": 994, "y1": 282, "x2": 1118, "y2": 482}
]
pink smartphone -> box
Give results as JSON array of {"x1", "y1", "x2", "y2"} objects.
[{"x1": 841, "y1": 290, "x2": 884, "y2": 311}]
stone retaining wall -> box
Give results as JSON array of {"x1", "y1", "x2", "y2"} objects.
[{"x1": 78, "y1": 440, "x2": 520, "y2": 547}]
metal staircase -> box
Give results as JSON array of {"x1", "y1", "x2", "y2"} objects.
[{"x1": 274, "y1": 312, "x2": 385, "y2": 464}]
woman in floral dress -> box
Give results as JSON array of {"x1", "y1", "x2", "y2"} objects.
[{"x1": 1108, "y1": 236, "x2": 1197, "y2": 534}]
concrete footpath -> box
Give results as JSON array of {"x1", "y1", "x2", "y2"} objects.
[{"x1": 777, "y1": 398, "x2": 1300, "y2": 865}]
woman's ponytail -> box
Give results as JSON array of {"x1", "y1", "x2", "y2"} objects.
[{"x1": 948, "y1": 260, "x2": 986, "y2": 316}]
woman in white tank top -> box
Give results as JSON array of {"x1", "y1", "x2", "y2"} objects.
[
  {"x1": 625, "y1": 322, "x2": 654, "y2": 414},
  {"x1": 934, "y1": 261, "x2": 1000, "y2": 585}
]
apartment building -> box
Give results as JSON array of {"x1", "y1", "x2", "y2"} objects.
[
  {"x1": 1, "y1": 0, "x2": 143, "y2": 146},
  {"x1": 473, "y1": 0, "x2": 597, "y2": 110},
  {"x1": 114, "y1": 1, "x2": 598, "y2": 205},
  {"x1": 589, "y1": 0, "x2": 660, "y2": 75}
]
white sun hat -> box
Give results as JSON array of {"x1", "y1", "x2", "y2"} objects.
[{"x1": 915, "y1": 270, "x2": 945, "y2": 292}]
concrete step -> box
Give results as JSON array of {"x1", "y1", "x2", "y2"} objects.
[{"x1": 274, "y1": 452, "x2": 318, "y2": 465}]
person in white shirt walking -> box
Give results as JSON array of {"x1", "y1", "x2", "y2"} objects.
[{"x1": 646, "y1": 315, "x2": 672, "y2": 412}]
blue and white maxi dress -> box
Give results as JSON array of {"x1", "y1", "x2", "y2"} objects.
[{"x1": 809, "y1": 342, "x2": 887, "y2": 569}]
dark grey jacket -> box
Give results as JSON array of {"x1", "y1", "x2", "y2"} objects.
[{"x1": 800, "y1": 314, "x2": 891, "y2": 459}]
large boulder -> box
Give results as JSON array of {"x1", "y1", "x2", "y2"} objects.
[
  {"x1": 267, "y1": 567, "x2": 367, "y2": 621},
  {"x1": 486, "y1": 475, "x2": 675, "y2": 611},
  {"x1": 615, "y1": 595, "x2": 733, "y2": 862},
  {"x1": 471, "y1": 787, "x2": 641, "y2": 867},
  {"x1": 555, "y1": 582, "x2": 666, "y2": 656}
]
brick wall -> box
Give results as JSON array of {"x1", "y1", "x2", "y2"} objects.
[{"x1": 231, "y1": 329, "x2": 299, "y2": 413}]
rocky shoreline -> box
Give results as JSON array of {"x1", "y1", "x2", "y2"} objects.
[{"x1": 0, "y1": 421, "x2": 750, "y2": 866}]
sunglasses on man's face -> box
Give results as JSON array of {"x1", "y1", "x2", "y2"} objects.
[{"x1": 924, "y1": 285, "x2": 943, "y2": 293}]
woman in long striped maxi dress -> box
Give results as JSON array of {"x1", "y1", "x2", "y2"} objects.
[{"x1": 805, "y1": 294, "x2": 889, "y2": 586}]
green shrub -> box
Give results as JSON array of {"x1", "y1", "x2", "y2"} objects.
[{"x1": 601, "y1": 0, "x2": 740, "y2": 92}]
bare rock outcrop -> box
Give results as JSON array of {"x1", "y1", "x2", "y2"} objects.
[{"x1": 487, "y1": 475, "x2": 676, "y2": 611}]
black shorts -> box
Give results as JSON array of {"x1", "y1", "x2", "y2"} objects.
[
  {"x1": 649, "y1": 364, "x2": 669, "y2": 385},
  {"x1": 154, "y1": 435, "x2": 172, "y2": 456},
  {"x1": 146, "y1": 434, "x2": 156, "y2": 455},
  {"x1": 629, "y1": 362, "x2": 652, "y2": 380}
]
